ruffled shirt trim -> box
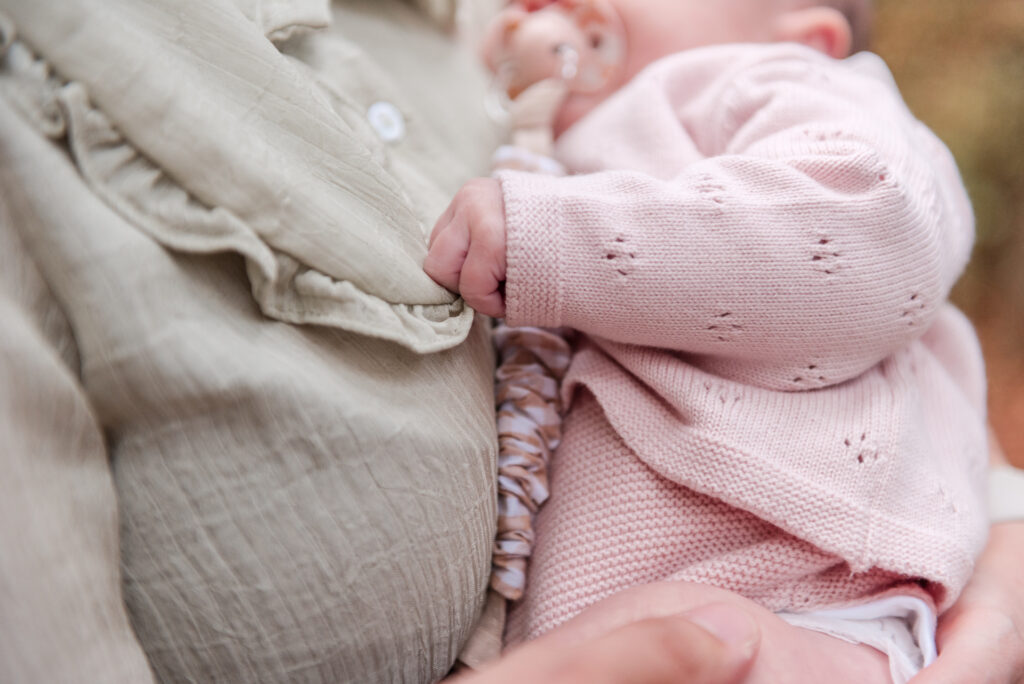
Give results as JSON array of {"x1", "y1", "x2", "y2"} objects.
[{"x1": 0, "y1": 2, "x2": 474, "y2": 353}]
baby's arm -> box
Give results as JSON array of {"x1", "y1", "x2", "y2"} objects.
[{"x1": 427, "y1": 49, "x2": 975, "y2": 389}]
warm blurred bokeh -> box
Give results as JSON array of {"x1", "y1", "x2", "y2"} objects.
[{"x1": 872, "y1": 0, "x2": 1024, "y2": 466}]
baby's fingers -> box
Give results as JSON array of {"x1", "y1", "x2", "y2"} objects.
[
  {"x1": 459, "y1": 221, "x2": 507, "y2": 318},
  {"x1": 423, "y1": 218, "x2": 470, "y2": 294}
]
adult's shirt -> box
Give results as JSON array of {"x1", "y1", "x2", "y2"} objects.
[{"x1": 0, "y1": 0, "x2": 503, "y2": 681}]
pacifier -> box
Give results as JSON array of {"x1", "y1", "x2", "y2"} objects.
[{"x1": 482, "y1": 0, "x2": 626, "y2": 102}]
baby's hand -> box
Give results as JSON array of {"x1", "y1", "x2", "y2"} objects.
[{"x1": 424, "y1": 178, "x2": 508, "y2": 318}]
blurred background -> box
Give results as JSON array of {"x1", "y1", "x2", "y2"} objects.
[{"x1": 873, "y1": 0, "x2": 1024, "y2": 466}]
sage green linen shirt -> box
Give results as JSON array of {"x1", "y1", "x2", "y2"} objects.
[{"x1": 0, "y1": 0, "x2": 503, "y2": 681}]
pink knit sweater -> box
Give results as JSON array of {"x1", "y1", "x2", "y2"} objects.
[{"x1": 497, "y1": 44, "x2": 989, "y2": 643}]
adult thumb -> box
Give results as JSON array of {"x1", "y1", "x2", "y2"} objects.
[
  {"x1": 452, "y1": 601, "x2": 760, "y2": 684},
  {"x1": 568, "y1": 602, "x2": 761, "y2": 684}
]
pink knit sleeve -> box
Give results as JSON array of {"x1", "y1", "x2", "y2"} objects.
[{"x1": 499, "y1": 50, "x2": 975, "y2": 389}]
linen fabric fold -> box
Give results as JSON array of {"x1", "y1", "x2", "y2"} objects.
[
  {"x1": 0, "y1": 0, "x2": 506, "y2": 681},
  {"x1": 0, "y1": 0, "x2": 476, "y2": 352}
]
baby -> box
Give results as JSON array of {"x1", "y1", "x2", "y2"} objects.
[{"x1": 425, "y1": 0, "x2": 989, "y2": 681}]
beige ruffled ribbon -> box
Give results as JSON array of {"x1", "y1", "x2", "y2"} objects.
[{"x1": 491, "y1": 324, "x2": 572, "y2": 600}]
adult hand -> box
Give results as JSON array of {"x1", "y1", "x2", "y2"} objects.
[
  {"x1": 912, "y1": 521, "x2": 1024, "y2": 684},
  {"x1": 424, "y1": 178, "x2": 508, "y2": 318},
  {"x1": 450, "y1": 602, "x2": 760, "y2": 684}
]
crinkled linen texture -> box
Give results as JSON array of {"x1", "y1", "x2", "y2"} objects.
[
  {"x1": 498, "y1": 44, "x2": 990, "y2": 642},
  {"x1": 2, "y1": 0, "x2": 485, "y2": 353},
  {"x1": 0, "y1": 0, "x2": 505, "y2": 681}
]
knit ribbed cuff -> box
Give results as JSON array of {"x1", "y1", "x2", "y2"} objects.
[{"x1": 497, "y1": 170, "x2": 564, "y2": 328}]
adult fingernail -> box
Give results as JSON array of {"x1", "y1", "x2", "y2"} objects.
[{"x1": 684, "y1": 603, "x2": 760, "y2": 659}]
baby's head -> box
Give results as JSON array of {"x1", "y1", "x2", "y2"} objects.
[
  {"x1": 486, "y1": 0, "x2": 872, "y2": 135},
  {"x1": 613, "y1": 0, "x2": 871, "y2": 78}
]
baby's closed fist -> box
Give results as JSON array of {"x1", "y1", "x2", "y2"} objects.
[{"x1": 424, "y1": 178, "x2": 508, "y2": 318}]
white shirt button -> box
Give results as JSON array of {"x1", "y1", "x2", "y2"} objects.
[{"x1": 367, "y1": 101, "x2": 406, "y2": 143}]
